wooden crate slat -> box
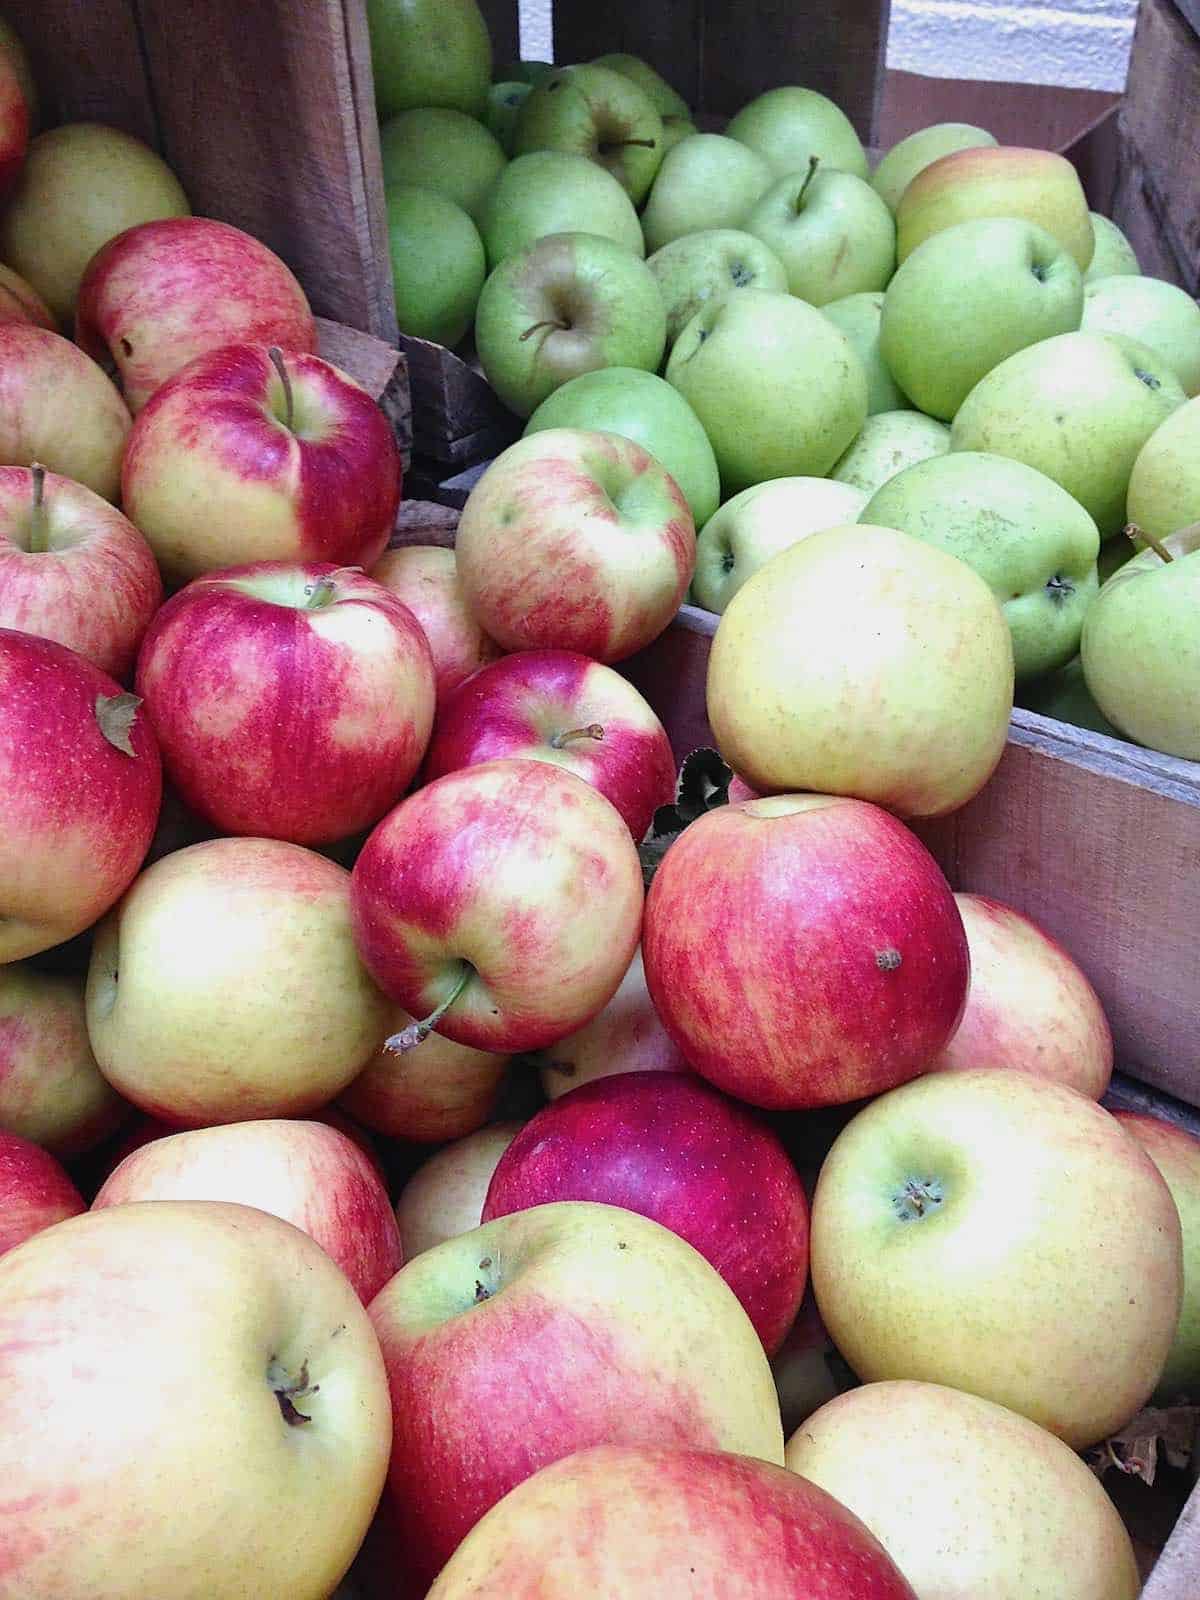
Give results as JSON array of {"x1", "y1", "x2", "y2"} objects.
[
  {"x1": 551, "y1": 0, "x2": 705, "y2": 112},
  {"x1": 2, "y1": 0, "x2": 157, "y2": 142},
  {"x1": 1141, "y1": 1479, "x2": 1200, "y2": 1600},
  {"x1": 315, "y1": 315, "x2": 411, "y2": 465}
]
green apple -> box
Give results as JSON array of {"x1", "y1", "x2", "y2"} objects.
[
  {"x1": 513, "y1": 65, "x2": 664, "y2": 204},
  {"x1": 486, "y1": 83, "x2": 532, "y2": 155},
  {"x1": 830, "y1": 410, "x2": 951, "y2": 496},
  {"x1": 1081, "y1": 523, "x2": 1200, "y2": 759},
  {"x1": 367, "y1": 0, "x2": 491, "y2": 119},
  {"x1": 744, "y1": 162, "x2": 895, "y2": 306},
  {"x1": 897, "y1": 146, "x2": 1094, "y2": 271},
  {"x1": 660, "y1": 115, "x2": 698, "y2": 156},
  {"x1": 864, "y1": 452, "x2": 1100, "y2": 679},
  {"x1": 590, "y1": 53, "x2": 690, "y2": 120},
  {"x1": 379, "y1": 109, "x2": 506, "y2": 219},
  {"x1": 524, "y1": 367, "x2": 720, "y2": 527},
  {"x1": 666, "y1": 289, "x2": 867, "y2": 492},
  {"x1": 726, "y1": 86, "x2": 868, "y2": 180},
  {"x1": 476, "y1": 232, "x2": 666, "y2": 418},
  {"x1": 1086, "y1": 212, "x2": 1140, "y2": 283},
  {"x1": 640, "y1": 134, "x2": 774, "y2": 254},
  {"x1": 880, "y1": 217, "x2": 1084, "y2": 420},
  {"x1": 1082, "y1": 275, "x2": 1200, "y2": 396},
  {"x1": 648, "y1": 229, "x2": 788, "y2": 346},
  {"x1": 385, "y1": 184, "x2": 485, "y2": 347},
  {"x1": 871, "y1": 122, "x2": 998, "y2": 212},
  {"x1": 1126, "y1": 396, "x2": 1200, "y2": 541},
  {"x1": 1019, "y1": 657, "x2": 1120, "y2": 738},
  {"x1": 951, "y1": 332, "x2": 1187, "y2": 538},
  {"x1": 476, "y1": 152, "x2": 644, "y2": 267},
  {"x1": 821, "y1": 293, "x2": 907, "y2": 415},
  {"x1": 494, "y1": 61, "x2": 554, "y2": 86},
  {"x1": 693, "y1": 477, "x2": 869, "y2": 613}
]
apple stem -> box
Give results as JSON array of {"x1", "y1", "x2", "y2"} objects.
[
  {"x1": 268, "y1": 345, "x2": 295, "y2": 431},
  {"x1": 1125, "y1": 521, "x2": 1175, "y2": 564},
  {"x1": 304, "y1": 576, "x2": 339, "y2": 609},
  {"x1": 385, "y1": 963, "x2": 474, "y2": 1053},
  {"x1": 519, "y1": 318, "x2": 570, "y2": 342},
  {"x1": 27, "y1": 462, "x2": 47, "y2": 554},
  {"x1": 549, "y1": 722, "x2": 605, "y2": 749},
  {"x1": 795, "y1": 154, "x2": 820, "y2": 212}
]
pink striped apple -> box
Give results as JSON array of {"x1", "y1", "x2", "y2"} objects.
[
  {"x1": 0, "y1": 261, "x2": 53, "y2": 328},
  {"x1": 0, "y1": 324, "x2": 131, "y2": 499},
  {"x1": 371, "y1": 544, "x2": 503, "y2": 707},
  {"x1": 136, "y1": 562, "x2": 435, "y2": 845},
  {"x1": 0, "y1": 1129, "x2": 85, "y2": 1256}
]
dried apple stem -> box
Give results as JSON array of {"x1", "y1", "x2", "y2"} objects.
[
  {"x1": 549, "y1": 722, "x2": 605, "y2": 749},
  {"x1": 385, "y1": 964, "x2": 474, "y2": 1053},
  {"x1": 1125, "y1": 522, "x2": 1175, "y2": 563},
  {"x1": 27, "y1": 463, "x2": 47, "y2": 554},
  {"x1": 268, "y1": 345, "x2": 295, "y2": 431}
]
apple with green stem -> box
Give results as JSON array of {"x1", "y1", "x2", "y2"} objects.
[
  {"x1": 1126, "y1": 396, "x2": 1200, "y2": 542},
  {"x1": 513, "y1": 64, "x2": 663, "y2": 205},
  {"x1": 379, "y1": 108, "x2": 506, "y2": 218},
  {"x1": 1082, "y1": 274, "x2": 1200, "y2": 396},
  {"x1": 871, "y1": 121, "x2": 998, "y2": 212},
  {"x1": 726, "y1": 85, "x2": 868, "y2": 179},
  {"x1": 1085, "y1": 211, "x2": 1140, "y2": 282},
  {"x1": 745, "y1": 157, "x2": 895, "y2": 307},
  {"x1": 647, "y1": 228, "x2": 788, "y2": 346},
  {"x1": 477, "y1": 151, "x2": 644, "y2": 267},
  {"x1": 829, "y1": 410, "x2": 950, "y2": 496},
  {"x1": 640, "y1": 134, "x2": 774, "y2": 253},
  {"x1": 821, "y1": 292, "x2": 908, "y2": 415},
  {"x1": 367, "y1": 0, "x2": 491, "y2": 119}
]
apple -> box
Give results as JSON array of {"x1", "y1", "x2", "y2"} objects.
[
  {"x1": 371, "y1": 544, "x2": 501, "y2": 706},
  {"x1": 821, "y1": 291, "x2": 908, "y2": 415},
  {"x1": 647, "y1": 228, "x2": 788, "y2": 346},
  {"x1": 426, "y1": 1444, "x2": 918, "y2": 1600},
  {"x1": 494, "y1": 61, "x2": 554, "y2": 87},
  {"x1": 121, "y1": 342, "x2": 402, "y2": 586},
  {"x1": 706, "y1": 525, "x2": 1013, "y2": 814},
  {"x1": 339, "y1": 1012, "x2": 510, "y2": 1143},
  {"x1": 896, "y1": 146, "x2": 1094, "y2": 270},
  {"x1": 0, "y1": 325, "x2": 131, "y2": 500},
  {"x1": 693, "y1": 476, "x2": 869, "y2": 614},
  {"x1": 367, "y1": 0, "x2": 491, "y2": 119},
  {"x1": 93, "y1": 1117, "x2": 402, "y2": 1304},
  {"x1": 829, "y1": 409, "x2": 951, "y2": 496},
  {"x1": 0, "y1": 17, "x2": 35, "y2": 128},
  {"x1": 951, "y1": 331, "x2": 1186, "y2": 538},
  {"x1": 640, "y1": 134, "x2": 774, "y2": 253},
  {"x1": 423, "y1": 649, "x2": 676, "y2": 841},
  {"x1": 1126, "y1": 395, "x2": 1200, "y2": 541},
  {"x1": 477, "y1": 151, "x2": 644, "y2": 268},
  {"x1": 810, "y1": 1068, "x2": 1183, "y2": 1449},
  {"x1": 0, "y1": 628, "x2": 161, "y2": 963},
  {"x1": 476, "y1": 232, "x2": 666, "y2": 419},
  {"x1": 880, "y1": 217, "x2": 1084, "y2": 420},
  {"x1": 771, "y1": 1290, "x2": 842, "y2": 1435},
  {"x1": 0, "y1": 123, "x2": 189, "y2": 324},
  {"x1": 350, "y1": 758, "x2": 644, "y2": 1054},
  {"x1": 0, "y1": 1129, "x2": 85, "y2": 1256},
  {"x1": 0, "y1": 465, "x2": 162, "y2": 680},
  {"x1": 385, "y1": 184, "x2": 486, "y2": 347},
  {"x1": 862, "y1": 452, "x2": 1100, "y2": 680},
  {"x1": 642, "y1": 793, "x2": 969, "y2": 1110},
  {"x1": 535, "y1": 945, "x2": 690, "y2": 1101},
  {"x1": 395, "y1": 1122, "x2": 523, "y2": 1258},
  {"x1": 483, "y1": 1071, "x2": 810, "y2": 1353},
  {"x1": 98, "y1": 1104, "x2": 384, "y2": 1185},
  {"x1": 666, "y1": 290, "x2": 868, "y2": 492},
  {"x1": 85, "y1": 837, "x2": 392, "y2": 1125},
  {"x1": 379, "y1": 108, "x2": 506, "y2": 218},
  {"x1": 786, "y1": 1381, "x2": 1140, "y2": 1600},
  {"x1": 1086, "y1": 211, "x2": 1141, "y2": 282},
  {"x1": 591, "y1": 53, "x2": 690, "y2": 120},
  {"x1": 1081, "y1": 522, "x2": 1200, "y2": 759},
  {"x1": 524, "y1": 367, "x2": 720, "y2": 527},
  {"x1": 368, "y1": 1201, "x2": 786, "y2": 1591},
  {"x1": 485, "y1": 81, "x2": 531, "y2": 154},
  {"x1": 76, "y1": 216, "x2": 317, "y2": 414},
  {"x1": 871, "y1": 122, "x2": 998, "y2": 212},
  {"x1": 660, "y1": 114, "x2": 699, "y2": 155},
  {"x1": 454, "y1": 429, "x2": 694, "y2": 662},
  {"x1": 1082, "y1": 274, "x2": 1200, "y2": 396},
  {"x1": 726, "y1": 86, "x2": 868, "y2": 180},
  {"x1": 1113, "y1": 1112, "x2": 1200, "y2": 1401},
  {"x1": 0, "y1": 261, "x2": 54, "y2": 328},
  {"x1": 0, "y1": 48, "x2": 28, "y2": 202},
  {"x1": 745, "y1": 163, "x2": 895, "y2": 306},
  {"x1": 928, "y1": 893, "x2": 1113, "y2": 1096},
  {"x1": 0, "y1": 1200, "x2": 391, "y2": 1597},
  {"x1": 1018, "y1": 654, "x2": 1121, "y2": 737},
  {"x1": 137, "y1": 562, "x2": 434, "y2": 845},
  {"x1": 514, "y1": 64, "x2": 664, "y2": 205}
]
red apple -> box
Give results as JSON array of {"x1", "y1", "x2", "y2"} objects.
[
  {"x1": 483, "y1": 1071, "x2": 809, "y2": 1353},
  {"x1": 0, "y1": 261, "x2": 54, "y2": 328},
  {"x1": 0, "y1": 47, "x2": 28, "y2": 200},
  {"x1": 340, "y1": 1012, "x2": 510, "y2": 1142},
  {"x1": 75, "y1": 216, "x2": 317, "y2": 413},
  {"x1": 642, "y1": 794, "x2": 969, "y2": 1109},
  {"x1": 351, "y1": 758, "x2": 644, "y2": 1053},
  {"x1": 136, "y1": 562, "x2": 435, "y2": 845},
  {"x1": 372, "y1": 544, "x2": 503, "y2": 707},
  {"x1": 455, "y1": 429, "x2": 696, "y2": 663},
  {"x1": 395, "y1": 1123, "x2": 523, "y2": 1259},
  {"x1": 0, "y1": 1128, "x2": 84, "y2": 1256},
  {"x1": 424, "y1": 649, "x2": 676, "y2": 839},
  {"x1": 122, "y1": 343, "x2": 402, "y2": 585},
  {"x1": 0, "y1": 465, "x2": 162, "y2": 679},
  {"x1": 93, "y1": 1118, "x2": 402, "y2": 1304},
  {"x1": 0, "y1": 324, "x2": 131, "y2": 499},
  {"x1": 0, "y1": 628, "x2": 161, "y2": 962}
]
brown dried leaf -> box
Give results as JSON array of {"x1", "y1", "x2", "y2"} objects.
[
  {"x1": 95, "y1": 692, "x2": 143, "y2": 758},
  {"x1": 1084, "y1": 1405, "x2": 1200, "y2": 1485}
]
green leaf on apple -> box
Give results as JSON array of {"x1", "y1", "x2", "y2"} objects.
[{"x1": 95, "y1": 693, "x2": 144, "y2": 758}]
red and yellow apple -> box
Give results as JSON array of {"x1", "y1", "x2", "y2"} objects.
[
  {"x1": 339, "y1": 1014, "x2": 510, "y2": 1143},
  {"x1": 0, "y1": 1128, "x2": 84, "y2": 1256},
  {"x1": 395, "y1": 1123, "x2": 523, "y2": 1258},
  {"x1": 0, "y1": 325, "x2": 131, "y2": 500},
  {"x1": 371, "y1": 543, "x2": 502, "y2": 706},
  {"x1": 0, "y1": 261, "x2": 53, "y2": 328}
]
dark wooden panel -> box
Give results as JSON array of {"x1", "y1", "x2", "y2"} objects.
[
  {"x1": 477, "y1": 0, "x2": 521, "y2": 67},
  {"x1": 316, "y1": 316, "x2": 411, "y2": 465},
  {"x1": 3, "y1": 0, "x2": 157, "y2": 142},
  {"x1": 553, "y1": 0, "x2": 703, "y2": 109}
]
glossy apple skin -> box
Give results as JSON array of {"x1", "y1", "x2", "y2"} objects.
[
  {"x1": 426, "y1": 1444, "x2": 918, "y2": 1600},
  {"x1": 93, "y1": 1118, "x2": 402, "y2": 1304},
  {"x1": 424, "y1": 650, "x2": 676, "y2": 840},
  {"x1": 371, "y1": 544, "x2": 503, "y2": 706},
  {"x1": 0, "y1": 49, "x2": 28, "y2": 200},
  {"x1": 0, "y1": 261, "x2": 54, "y2": 328},
  {"x1": 0, "y1": 628, "x2": 162, "y2": 962},
  {"x1": 643, "y1": 794, "x2": 969, "y2": 1109},
  {"x1": 0, "y1": 1129, "x2": 85, "y2": 1256},
  {"x1": 340, "y1": 1012, "x2": 509, "y2": 1142},
  {"x1": 136, "y1": 562, "x2": 435, "y2": 845},
  {"x1": 929, "y1": 893, "x2": 1113, "y2": 1097},
  {"x1": 0, "y1": 466, "x2": 162, "y2": 680},
  {"x1": 351, "y1": 758, "x2": 644, "y2": 1053},
  {"x1": 76, "y1": 216, "x2": 317, "y2": 412},
  {"x1": 483, "y1": 1071, "x2": 809, "y2": 1353},
  {"x1": 122, "y1": 343, "x2": 401, "y2": 585},
  {"x1": 0, "y1": 325, "x2": 131, "y2": 501}
]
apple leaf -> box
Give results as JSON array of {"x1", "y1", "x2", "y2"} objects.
[
  {"x1": 638, "y1": 747, "x2": 735, "y2": 888},
  {"x1": 95, "y1": 693, "x2": 143, "y2": 757},
  {"x1": 1084, "y1": 1405, "x2": 1199, "y2": 1486}
]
